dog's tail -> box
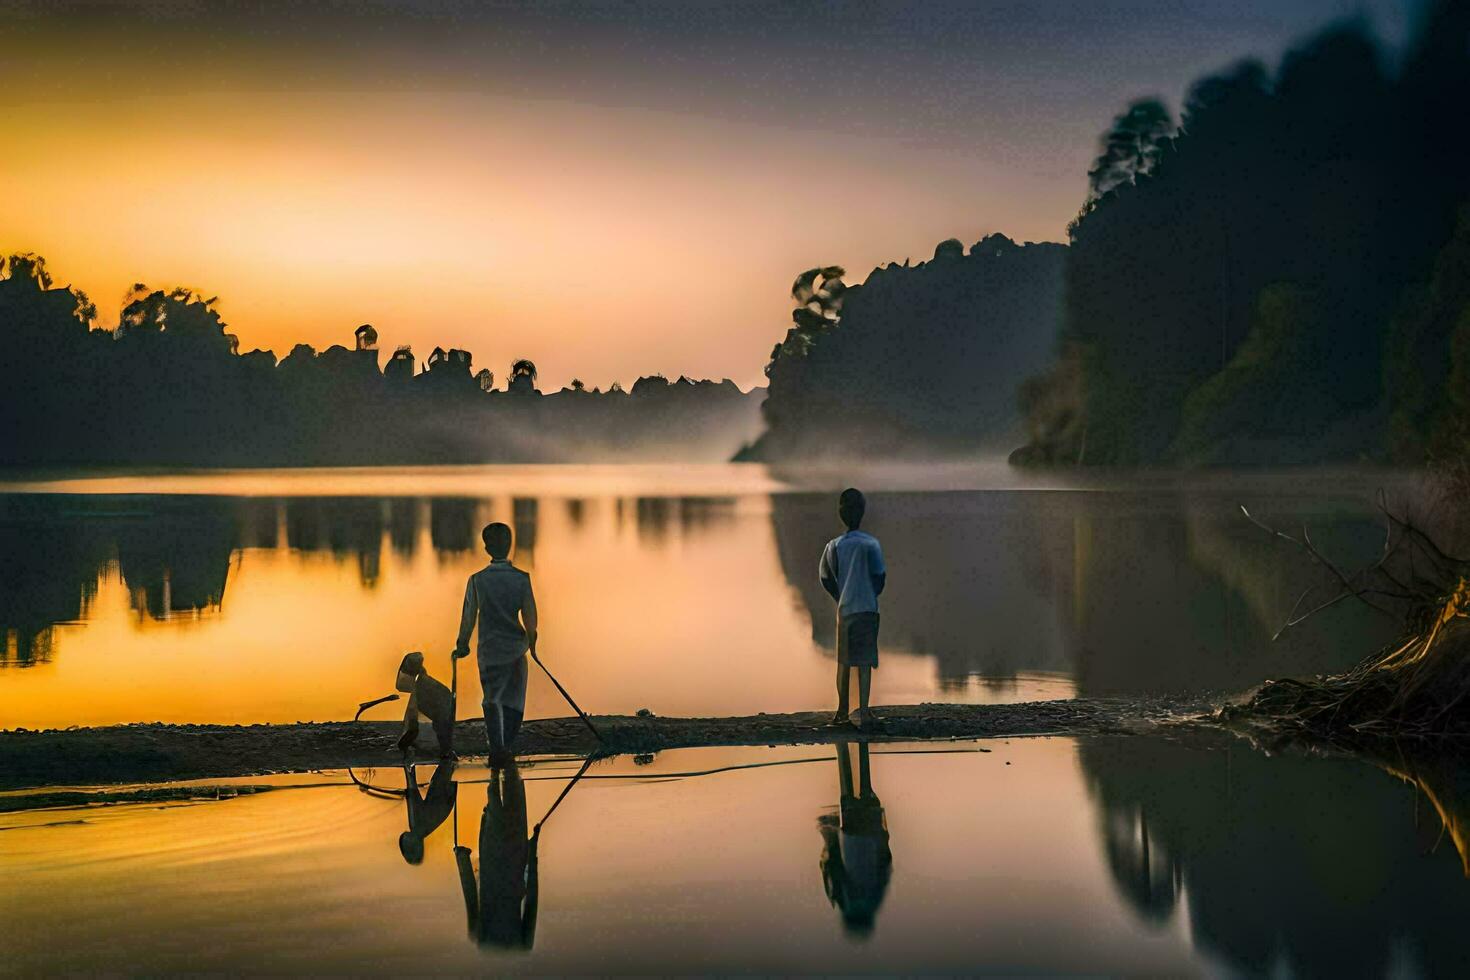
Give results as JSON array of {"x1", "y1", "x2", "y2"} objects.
[{"x1": 355, "y1": 693, "x2": 401, "y2": 721}]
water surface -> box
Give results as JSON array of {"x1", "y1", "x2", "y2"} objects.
[
  {"x1": 0, "y1": 463, "x2": 1427, "y2": 728},
  {"x1": 4, "y1": 735, "x2": 1467, "y2": 975}
]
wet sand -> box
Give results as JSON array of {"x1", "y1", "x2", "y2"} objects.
[{"x1": 0, "y1": 696, "x2": 1210, "y2": 792}]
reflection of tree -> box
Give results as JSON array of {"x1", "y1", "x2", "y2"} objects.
[
  {"x1": 0, "y1": 497, "x2": 239, "y2": 642},
  {"x1": 623, "y1": 496, "x2": 736, "y2": 543},
  {"x1": 430, "y1": 498, "x2": 477, "y2": 555},
  {"x1": 769, "y1": 491, "x2": 1072, "y2": 685},
  {"x1": 283, "y1": 498, "x2": 385, "y2": 586},
  {"x1": 677, "y1": 496, "x2": 735, "y2": 534},
  {"x1": 387, "y1": 498, "x2": 420, "y2": 558},
  {"x1": 0, "y1": 494, "x2": 421, "y2": 662},
  {"x1": 334, "y1": 499, "x2": 384, "y2": 586},
  {"x1": 115, "y1": 499, "x2": 237, "y2": 619},
  {"x1": 1063, "y1": 495, "x2": 1397, "y2": 696},
  {"x1": 1079, "y1": 734, "x2": 1470, "y2": 976},
  {"x1": 1378, "y1": 754, "x2": 1470, "y2": 878},
  {"x1": 0, "y1": 499, "x2": 110, "y2": 666},
  {"x1": 236, "y1": 499, "x2": 280, "y2": 550},
  {"x1": 512, "y1": 498, "x2": 538, "y2": 566},
  {"x1": 635, "y1": 497, "x2": 671, "y2": 542},
  {"x1": 768, "y1": 489, "x2": 1401, "y2": 695}
]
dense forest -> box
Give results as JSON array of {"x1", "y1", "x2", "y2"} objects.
[
  {"x1": 0, "y1": 255, "x2": 761, "y2": 467},
  {"x1": 739, "y1": 3, "x2": 1470, "y2": 468},
  {"x1": 1015, "y1": 2, "x2": 1470, "y2": 466},
  {"x1": 738, "y1": 234, "x2": 1066, "y2": 461}
]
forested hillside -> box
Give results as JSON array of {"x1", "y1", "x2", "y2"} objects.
[
  {"x1": 1014, "y1": 4, "x2": 1470, "y2": 466},
  {"x1": 739, "y1": 234, "x2": 1066, "y2": 461}
]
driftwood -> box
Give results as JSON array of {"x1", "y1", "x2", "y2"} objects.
[{"x1": 1224, "y1": 491, "x2": 1470, "y2": 742}]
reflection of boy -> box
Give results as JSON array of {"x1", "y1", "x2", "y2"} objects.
[
  {"x1": 398, "y1": 760, "x2": 458, "y2": 865},
  {"x1": 395, "y1": 651, "x2": 456, "y2": 757},
  {"x1": 818, "y1": 741, "x2": 892, "y2": 939},
  {"x1": 455, "y1": 761, "x2": 539, "y2": 950}
]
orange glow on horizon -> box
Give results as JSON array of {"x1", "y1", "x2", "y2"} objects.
[{"x1": 1, "y1": 91, "x2": 1075, "y2": 392}]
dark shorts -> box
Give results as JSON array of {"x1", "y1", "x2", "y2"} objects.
[{"x1": 837, "y1": 612, "x2": 880, "y2": 668}]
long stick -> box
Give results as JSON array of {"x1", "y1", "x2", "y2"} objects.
[
  {"x1": 534, "y1": 755, "x2": 595, "y2": 836},
  {"x1": 532, "y1": 652, "x2": 604, "y2": 742}
]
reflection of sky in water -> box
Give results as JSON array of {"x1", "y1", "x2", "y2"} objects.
[
  {"x1": 5, "y1": 736, "x2": 1468, "y2": 975},
  {"x1": 2, "y1": 488, "x2": 1062, "y2": 728},
  {"x1": 0, "y1": 465, "x2": 1422, "y2": 728},
  {"x1": 1, "y1": 741, "x2": 1195, "y2": 974}
]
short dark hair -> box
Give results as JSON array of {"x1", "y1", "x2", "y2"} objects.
[
  {"x1": 839, "y1": 488, "x2": 865, "y2": 530},
  {"x1": 482, "y1": 522, "x2": 513, "y2": 558}
]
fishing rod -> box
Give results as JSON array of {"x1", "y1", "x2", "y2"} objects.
[
  {"x1": 532, "y1": 651, "x2": 604, "y2": 743},
  {"x1": 533, "y1": 754, "x2": 595, "y2": 836}
]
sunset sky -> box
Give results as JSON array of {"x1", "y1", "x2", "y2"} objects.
[{"x1": 2, "y1": 0, "x2": 1413, "y2": 390}]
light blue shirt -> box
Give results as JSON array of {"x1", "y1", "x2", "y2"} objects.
[{"x1": 819, "y1": 530, "x2": 886, "y2": 617}]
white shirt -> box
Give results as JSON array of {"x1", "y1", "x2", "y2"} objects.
[{"x1": 819, "y1": 530, "x2": 886, "y2": 617}]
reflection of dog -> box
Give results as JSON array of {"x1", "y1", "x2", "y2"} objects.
[
  {"x1": 399, "y1": 759, "x2": 458, "y2": 865},
  {"x1": 396, "y1": 651, "x2": 456, "y2": 757}
]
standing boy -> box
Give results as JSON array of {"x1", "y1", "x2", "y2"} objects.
[
  {"x1": 819, "y1": 488, "x2": 885, "y2": 728},
  {"x1": 453, "y1": 522, "x2": 538, "y2": 764}
]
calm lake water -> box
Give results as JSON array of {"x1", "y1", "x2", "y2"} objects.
[
  {"x1": 5, "y1": 735, "x2": 1469, "y2": 976},
  {"x1": 0, "y1": 463, "x2": 1433, "y2": 729}
]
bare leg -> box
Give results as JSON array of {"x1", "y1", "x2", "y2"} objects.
[
  {"x1": 857, "y1": 742, "x2": 873, "y2": 797},
  {"x1": 502, "y1": 707, "x2": 524, "y2": 749},
  {"x1": 833, "y1": 663, "x2": 850, "y2": 723},
  {"x1": 484, "y1": 702, "x2": 511, "y2": 766},
  {"x1": 851, "y1": 667, "x2": 873, "y2": 728}
]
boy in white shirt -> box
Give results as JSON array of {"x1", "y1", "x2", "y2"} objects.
[
  {"x1": 819, "y1": 488, "x2": 886, "y2": 728},
  {"x1": 453, "y1": 522, "x2": 538, "y2": 765}
]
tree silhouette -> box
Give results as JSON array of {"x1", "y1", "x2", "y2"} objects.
[
  {"x1": 1085, "y1": 98, "x2": 1174, "y2": 198},
  {"x1": 0, "y1": 253, "x2": 761, "y2": 467},
  {"x1": 117, "y1": 286, "x2": 238, "y2": 355},
  {"x1": 1016, "y1": 5, "x2": 1470, "y2": 466},
  {"x1": 744, "y1": 238, "x2": 1065, "y2": 461}
]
